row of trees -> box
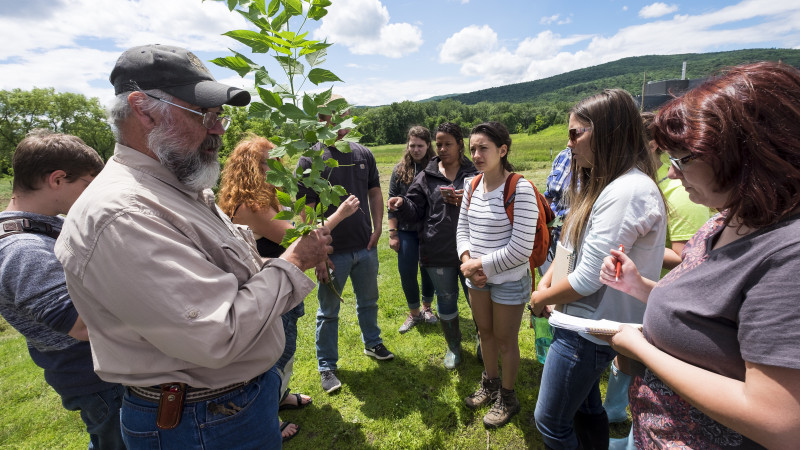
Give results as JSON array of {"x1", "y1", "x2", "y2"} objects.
[
  {"x1": 354, "y1": 99, "x2": 569, "y2": 146},
  {"x1": 0, "y1": 88, "x2": 114, "y2": 174},
  {"x1": 0, "y1": 87, "x2": 568, "y2": 175}
]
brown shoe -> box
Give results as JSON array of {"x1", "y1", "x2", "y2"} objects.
[
  {"x1": 465, "y1": 372, "x2": 500, "y2": 409},
  {"x1": 483, "y1": 387, "x2": 520, "y2": 428}
]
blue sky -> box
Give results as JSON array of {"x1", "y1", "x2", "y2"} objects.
[{"x1": 1, "y1": 0, "x2": 798, "y2": 107}]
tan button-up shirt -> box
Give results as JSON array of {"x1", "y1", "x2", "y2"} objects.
[{"x1": 55, "y1": 144, "x2": 314, "y2": 388}]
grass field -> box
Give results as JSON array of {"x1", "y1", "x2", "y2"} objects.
[{"x1": 0, "y1": 125, "x2": 632, "y2": 449}]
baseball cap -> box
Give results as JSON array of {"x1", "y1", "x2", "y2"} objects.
[{"x1": 110, "y1": 44, "x2": 251, "y2": 108}]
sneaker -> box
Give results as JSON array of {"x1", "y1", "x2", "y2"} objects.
[
  {"x1": 398, "y1": 313, "x2": 423, "y2": 333},
  {"x1": 320, "y1": 370, "x2": 341, "y2": 393},
  {"x1": 422, "y1": 305, "x2": 439, "y2": 324},
  {"x1": 364, "y1": 343, "x2": 395, "y2": 360},
  {"x1": 483, "y1": 387, "x2": 520, "y2": 429}
]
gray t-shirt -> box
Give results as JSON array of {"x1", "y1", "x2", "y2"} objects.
[
  {"x1": 647, "y1": 212, "x2": 800, "y2": 379},
  {"x1": 635, "y1": 212, "x2": 800, "y2": 448}
]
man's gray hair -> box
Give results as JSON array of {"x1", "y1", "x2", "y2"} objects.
[{"x1": 109, "y1": 89, "x2": 173, "y2": 144}]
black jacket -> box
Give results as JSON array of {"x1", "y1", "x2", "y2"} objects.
[{"x1": 395, "y1": 156, "x2": 478, "y2": 267}]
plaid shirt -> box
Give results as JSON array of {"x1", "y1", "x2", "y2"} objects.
[{"x1": 544, "y1": 148, "x2": 571, "y2": 219}]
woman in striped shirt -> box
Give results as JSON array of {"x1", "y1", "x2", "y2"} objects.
[{"x1": 457, "y1": 121, "x2": 539, "y2": 428}]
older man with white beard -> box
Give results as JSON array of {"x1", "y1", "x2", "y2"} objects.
[{"x1": 55, "y1": 44, "x2": 332, "y2": 449}]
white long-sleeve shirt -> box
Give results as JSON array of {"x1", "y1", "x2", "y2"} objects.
[{"x1": 457, "y1": 175, "x2": 538, "y2": 284}]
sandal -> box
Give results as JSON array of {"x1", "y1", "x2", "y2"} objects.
[
  {"x1": 280, "y1": 421, "x2": 300, "y2": 443},
  {"x1": 279, "y1": 392, "x2": 313, "y2": 411}
]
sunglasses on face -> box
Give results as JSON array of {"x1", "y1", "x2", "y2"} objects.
[
  {"x1": 668, "y1": 153, "x2": 698, "y2": 172},
  {"x1": 568, "y1": 127, "x2": 592, "y2": 141}
]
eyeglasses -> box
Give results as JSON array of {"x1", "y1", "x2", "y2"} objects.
[
  {"x1": 143, "y1": 93, "x2": 230, "y2": 130},
  {"x1": 668, "y1": 153, "x2": 698, "y2": 172},
  {"x1": 568, "y1": 127, "x2": 592, "y2": 141},
  {"x1": 78, "y1": 177, "x2": 94, "y2": 185}
]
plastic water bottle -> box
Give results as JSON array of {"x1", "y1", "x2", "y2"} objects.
[{"x1": 534, "y1": 316, "x2": 553, "y2": 364}]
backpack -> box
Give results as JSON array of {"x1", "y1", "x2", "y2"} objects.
[
  {"x1": 467, "y1": 173, "x2": 555, "y2": 287},
  {"x1": 0, "y1": 217, "x2": 60, "y2": 240}
]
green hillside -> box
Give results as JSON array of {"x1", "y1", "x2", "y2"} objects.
[{"x1": 446, "y1": 48, "x2": 800, "y2": 105}]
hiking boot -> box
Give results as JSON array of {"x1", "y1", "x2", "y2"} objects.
[
  {"x1": 465, "y1": 371, "x2": 501, "y2": 409},
  {"x1": 483, "y1": 387, "x2": 520, "y2": 428},
  {"x1": 422, "y1": 304, "x2": 438, "y2": 324},
  {"x1": 320, "y1": 370, "x2": 341, "y2": 393},
  {"x1": 398, "y1": 313, "x2": 423, "y2": 334},
  {"x1": 364, "y1": 343, "x2": 395, "y2": 360}
]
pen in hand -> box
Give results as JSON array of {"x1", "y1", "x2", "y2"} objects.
[{"x1": 615, "y1": 244, "x2": 625, "y2": 281}]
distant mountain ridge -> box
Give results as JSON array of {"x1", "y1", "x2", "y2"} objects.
[{"x1": 424, "y1": 48, "x2": 800, "y2": 105}]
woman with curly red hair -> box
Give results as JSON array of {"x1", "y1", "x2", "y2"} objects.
[{"x1": 218, "y1": 134, "x2": 358, "y2": 442}]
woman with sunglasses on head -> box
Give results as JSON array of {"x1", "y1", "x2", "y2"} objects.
[
  {"x1": 531, "y1": 89, "x2": 667, "y2": 449},
  {"x1": 389, "y1": 126, "x2": 438, "y2": 333},
  {"x1": 217, "y1": 134, "x2": 359, "y2": 442},
  {"x1": 388, "y1": 122, "x2": 478, "y2": 369},
  {"x1": 457, "y1": 121, "x2": 538, "y2": 428},
  {"x1": 598, "y1": 61, "x2": 800, "y2": 449}
]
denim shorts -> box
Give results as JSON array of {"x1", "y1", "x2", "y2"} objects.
[{"x1": 467, "y1": 271, "x2": 531, "y2": 305}]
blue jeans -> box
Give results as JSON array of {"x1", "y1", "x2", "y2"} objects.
[
  {"x1": 275, "y1": 301, "x2": 303, "y2": 373},
  {"x1": 61, "y1": 384, "x2": 126, "y2": 450},
  {"x1": 534, "y1": 328, "x2": 617, "y2": 449},
  {"x1": 120, "y1": 368, "x2": 281, "y2": 449},
  {"x1": 423, "y1": 266, "x2": 469, "y2": 320},
  {"x1": 397, "y1": 230, "x2": 434, "y2": 310},
  {"x1": 316, "y1": 248, "x2": 382, "y2": 371}
]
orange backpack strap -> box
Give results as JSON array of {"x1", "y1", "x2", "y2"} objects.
[
  {"x1": 502, "y1": 173, "x2": 524, "y2": 224},
  {"x1": 466, "y1": 173, "x2": 483, "y2": 211}
]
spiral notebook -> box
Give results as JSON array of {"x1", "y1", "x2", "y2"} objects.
[
  {"x1": 551, "y1": 241, "x2": 576, "y2": 312},
  {"x1": 547, "y1": 310, "x2": 642, "y2": 335}
]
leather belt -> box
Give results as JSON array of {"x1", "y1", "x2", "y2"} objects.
[{"x1": 128, "y1": 379, "x2": 253, "y2": 404}]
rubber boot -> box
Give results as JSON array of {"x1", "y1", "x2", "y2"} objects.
[
  {"x1": 573, "y1": 410, "x2": 610, "y2": 450},
  {"x1": 440, "y1": 317, "x2": 462, "y2": 369},
  {"x1": 603, "y1": 361, "x2": 631, "y2": 423}
]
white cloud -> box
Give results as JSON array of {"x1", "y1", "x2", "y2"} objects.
[
  {"x1": 439, "y1": 25, "x2": 498, "y2": 63},
  {"x1": 639, "y1": 2, "x2": 679, "y2": 18},
  {"x1": 0, "y1": 0, "x2": 246, "y2": 105},
  {"x1": 623, "y1": 6, "x2": 629, "y2": 11},
  {"x1": 415, "y1": 0, "x2": 800, "y2": 109},
  {"x1": 540, "y1": 14, "x2": 560, "y2": 25},
  {"x1": 314, "y1": 0, "x2": 423, "y2": 58}
]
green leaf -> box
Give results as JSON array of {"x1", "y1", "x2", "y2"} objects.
[
  {"x1": 254, "y1": 69, "x2": 276, "y2": 87},
  {"x1": 271, "y1": 10, "x2": 289, "y2": 29},
  {"x1": 276, "y1": 189, "x2": 293, "y2": 207},
  {"x1": 308, "y1": 5, "x2": 328, "y2": 20},
  {"x1": 275, "y1": 56, "x2": 305, "y2": 75},
  {"x1": 303, "y1": 48, "x2": 326, "y2": 65},
  {"x1": 223, "y1": 30, "x2": 274, "y2": 53},
  {"x1": 302, "y1": 94, "x2": 317, "y2": 116},
  {"x1": 279, "y1": 103, "x2": 308, "y2": 120},
  {"x1": 209, "y1": 56, "x2": 253, "y2": 78},
  {"x1": 282, "y1": 0, "x2": 303, "y2": 17},
  {"x1": 274, "y1": 210, "x2": 294, "y2": 221},
  {"x1": 293, "y1": 195, "x2": 306, "y2": 215},
  {"x1": 248, "y1": 102, "x2": 271, "y2": 118},
  {"x1": 267, "y1": 0, "x2": 279, "y2": 17},
  {"x1": 308, "y1": 68, "x2": 342, "y2": 85},
  {"x1": 324, "y1": 159, "x2": 339, "y2": 168},
  {"x1": 331, "y1": 185, "x2": 348, "y2": 197},
  {"x1": 226, "y1": 0, "x2": 238, "y2": 11},
  {"x1": 334, "y1": 140, "x2": 353, "y2": 153},
  {"x1": 281, "y1": 228, "x2": 301, "y2": 247},
  {"x1": 257, "y1": 87, "x2": 283, "y2": 108},
  {"x1": 252, "y1": 0, "x2": 266, "y2": 14}
]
